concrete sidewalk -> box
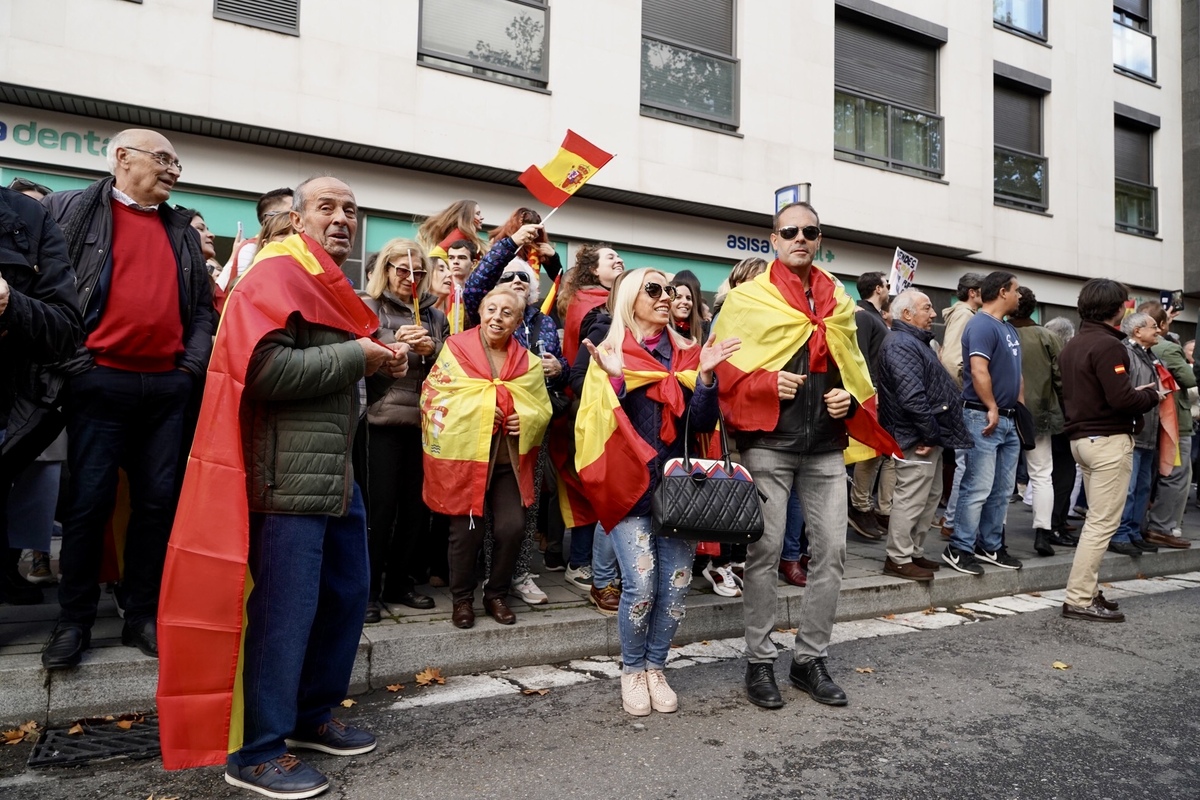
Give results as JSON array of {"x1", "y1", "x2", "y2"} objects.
[{"x1": 2, "y1": 498, "x2": 1197, "y2": 726}]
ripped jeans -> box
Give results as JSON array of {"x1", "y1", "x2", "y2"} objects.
[{"x1": 606, "y1": 516, "x2": 696, "y2": 673}]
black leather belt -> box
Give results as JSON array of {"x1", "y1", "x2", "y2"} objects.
[{"x1": 964, "y1": 400, "x2": 1016, "y2": 418}]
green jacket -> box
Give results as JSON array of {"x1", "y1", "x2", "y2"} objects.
[
  {"x1": 1152, "y1": 338, "x2": 1197, "y2": 436},
  {"x1": 242, "y1": 317, "x2": 393, "y2": 515},
  {"x1": 1011, "y1": 318, "x2": 1064, "y2": 436}
]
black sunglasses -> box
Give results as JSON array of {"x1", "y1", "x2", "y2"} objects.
[
  {"x1": 776, "y1": 225, "x2": 822, "y2": 242},
  {"x1": 8, "y1": 177, "x2": 52, "y2": 196},
  {"x1": 643, "y1": 282, "x2": 677, "y2": 300},
  {"x1": 498, "y1": 272, "x2": 530, "y2": 284}
]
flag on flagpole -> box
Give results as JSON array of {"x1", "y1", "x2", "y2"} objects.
[{"x1": 519, "y1": 130, "x2": 614, "y2": 208}]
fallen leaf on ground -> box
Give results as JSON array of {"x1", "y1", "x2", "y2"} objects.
[
  {"x1": 521, "y1": 688, "x2": 550, "y2": 696},
  {"x1": 116, "y1": 720, "x2": 133, "y2": 730},
  {"x1": 67, "y1": 723, "x2": 84, "y2": 735},
  {"x1": 1052, "y1": 661, "x2": 1071, "y2": 670},
  {"x1": 882, "y1": 614, "x2": 896, "y2": 620},
  {"x1": 854, "y1": 667, "x2": 874, "y2": 674},
  {"x1": 386, "y1": 684, "x2": 405, "y2": 693},
  {"x1": 1027, "y1": 591, "x2": 1041, "y2": 597},
  {"x1": 700, "y1": 640, "x2": 711, "y2": 645},
  {"x1": 1135, "y1": 573, "x2": 1146, "y2": 580},
  {"x1": 340, "y1": 699, "x2": 356, "y2": 708},
  {"x1": 921, "y1": 607, "x2": 937, "y2": 616},
  {"x1": 1101, "y1": 582, "x2": 1113, "y2": 588},
  {"x1": 415, "y1": 667, "x2": 446, "y2": 687}
]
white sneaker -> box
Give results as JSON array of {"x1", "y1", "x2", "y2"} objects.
[
  {"x1": 620, "y1": 670, "x2": 651, "y2": 716},
  {"x1": 702, "y1": 562, "x2": 741, "y2": 597},
  {"x1": 510, "y1": 573, "x2": 548, "y2": 605},
  {"x1": 645, "y1": 668, "x2": 678, "y2": 713},
  {"x1": 564, "y1": 564, "x2": 593, "y2": 590}
]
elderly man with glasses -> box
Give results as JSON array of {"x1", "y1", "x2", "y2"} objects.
[
  {"x1": 711, "y1": 201, "x2": 900, "y2": 711},
  {"x1": 39, "y1": 128, "x2": 214, "y2": 670}
]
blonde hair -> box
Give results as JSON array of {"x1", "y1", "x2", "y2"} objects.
[
  {"x1": 599, "y1": 268, "x2": 695, "y2": 371},
  {"x1": 366, "y1": 238, "x2": 430, "y2": 300}
]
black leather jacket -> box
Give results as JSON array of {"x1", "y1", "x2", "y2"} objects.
[{"x1": 735, "y1": 340, "x2": 858, "y2": 455}]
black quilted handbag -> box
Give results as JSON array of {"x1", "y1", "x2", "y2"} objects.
[{"x1": 651, "y1": 411, "x2": 765, "y2": 544}]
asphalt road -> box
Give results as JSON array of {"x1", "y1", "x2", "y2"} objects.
[{"x1": 2, "y1": 588, "x2": 1198, "y2": 800}]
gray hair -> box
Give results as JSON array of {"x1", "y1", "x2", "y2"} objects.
[
  {"x1": 1044, "y1": 317, "x2": 1075, "y2": 344},
  {"x1": 890, "y1": 289, "x2": 927, "y2": 320},
  {"x1": 1121, "y1": 311, "x2": 1154, "y2": 336},
  {"x1": 503, "y1": 258, "x2": 540, "y2": 306},
  {"x1": 292, "y1": 174, "x2": 339, "y2": 214},
  {"x1": 105, "y1": 129, "x2": 141, "y2": 175}
]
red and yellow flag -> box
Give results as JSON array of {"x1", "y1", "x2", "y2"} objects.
[
  {"x1": 518, "y1": 130, "x2": 614, "y2": 209},
  {"x1": 421, "y1": 331, "x2": 552, "y2": 516},
  {"x1": 156, "y1": 234, "x2": 380, "y2": 770},
  {"x1": 710, "y1": 262, "x2": 901, "y2": 463},
  {"x1": 574, "y1": 331, "x2": 703, "y2": 531},
  {"x1": 562, "y1": 286, "x2": 610, "y2": 367}
]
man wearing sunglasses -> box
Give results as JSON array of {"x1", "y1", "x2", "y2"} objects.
[
  {"x1": 39, "y1": 128, "x2": 214, "y2": 670},
  {"x1": 712, "y1": 201, "x2": 900, "y2": 712}
]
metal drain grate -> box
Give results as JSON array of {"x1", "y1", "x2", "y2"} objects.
[{"x1": 28, "y1": 716, "x2": 160, "y2": 768}]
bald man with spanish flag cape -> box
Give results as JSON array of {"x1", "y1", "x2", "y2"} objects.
[
  {"x1": 710, "y1": 212, "x2": 901, "y2": 710},
  {"x1": 156, "y1": 224, "x2": 398, "y2": 775}
]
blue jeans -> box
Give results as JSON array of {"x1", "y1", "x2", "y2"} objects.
[
  {"x1": 1113, "y1": 447, "x2": 1154, "y2": 543},
  {"x1": 607, "y1": 516, "x2": 695, "y2": 672},
  {"x1": 951, "y1": 408, "x2": 1020, "y2": 555},
  {"x1": 58, "y1": 366, "x2": 193, "y2": 627},
  {"x1": 780, "y1": 487, "x2": 807, "y2": 562},
  {"x1": 7, "y1": 460, "x2": 62, "y2": 552},
  {"x1": 230, "y1": 484, "x2": 370, "y2": 768},
  {"x1": 567, "y1": 522, "x2": 618, "y2": 589}
]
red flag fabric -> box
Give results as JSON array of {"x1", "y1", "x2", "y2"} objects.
[
  {"x1": 518, "y1": 130, "x2": 614, "y2": 208},
  {"x1": 156, "y1": 234, "x2": 379, "y2": 770},
  {"x1": 562, "y1": 286, "x2": 610, "y2": 367}
]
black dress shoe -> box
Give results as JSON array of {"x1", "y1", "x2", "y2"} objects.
[
  {"x1": 1062, "y1": 600, "x2": 1125, "y2": 623},
  {"x1": 364, "y1": 600, "x2": 382, "y2": 624},
  {"x1": 745, "y1": 662, "x2": 784, "y2": 709},
  {"x1": 1107, "y1": 541, "x2": 1142, "y2": 557},
  {"x1": 42, "y1": 623, "x2": 90, "y2": 670},
  {"x1": 121, "y1": 619, "x2": 158, "y2": 658},
  {"x1": 1048, "y1": 530, "x2": 1078, "y2": 548},
  {"x1": 385, "y1": 590, "x2": 435, "y2": 610},
  {"x1": 1131, "y1": 539, "x2": 1158, "y2": 553},
  {"x1": 789, "y1": 656, "x2": 848, "y2": 706},
  {"x1": 1094, "y1": 591, "x2": 1119, "y2": 611}
]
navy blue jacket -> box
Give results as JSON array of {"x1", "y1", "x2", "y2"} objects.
[{"x1": 878, "y1": 319, "x2": 973, "y2": 451}]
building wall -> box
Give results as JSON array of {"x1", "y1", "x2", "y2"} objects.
[{"x1": 0, "y1": 0, "x2": 1188, "y2": 314}]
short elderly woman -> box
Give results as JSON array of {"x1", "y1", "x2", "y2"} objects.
[
  {"x1": 577, "y1": 268, "x2": 740, "y2": 716},
  {"x1": 420, "y1": 287, "x2": 552, "y2": 629}
]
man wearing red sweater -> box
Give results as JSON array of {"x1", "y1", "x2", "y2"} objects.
[{"x1": 41, "y1": 129, "x2": 215, "y2": 669}]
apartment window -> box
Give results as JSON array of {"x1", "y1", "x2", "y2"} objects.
[
  {"x1": 993, "y1": 0, "x2": 1046, "y2": 40},
  {"x1": 994, "y1": 84, "x2": 1047, "y2": 210},
  {"x1": 1115, "y1": 119, "x2": 1156, "y2": 236},
  {"x1": 640, "y1": 0, "x2": 738, "y2": 131},
  {"x1": 213, "y1": 0, "x2": 300, "y2": 36},
  {"x1": 418, "y1": 0, "x2": 549, "y2": 90},
  {"x1": 1113, "y1": 1, "x2": 1155, "y2": 81}
]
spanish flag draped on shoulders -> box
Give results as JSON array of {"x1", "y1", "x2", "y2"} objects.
[
  {"x1": 710, "y1": 260, "x2": 901, "y2": 461},
  {"x1": 421, "y1": 329, "x2": 553, "y2": 516},
  {"x1": 574, "y1": 330, "x2": 706, "y2": 531},
  {"x1": 156, "y1": 233, "x2": 379, "y2": 770}
]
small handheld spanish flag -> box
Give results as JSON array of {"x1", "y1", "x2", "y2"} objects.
[{"x1": 519, "y1": 130, "x2": 614, "y2": 208}]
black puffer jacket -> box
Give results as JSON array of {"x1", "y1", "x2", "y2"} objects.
[
  {"x1": 877, "y1": 319, "x2": 973, "y2": 451},
  {"x1": 42, "y1": 176, "x2": 214, "y2": 376},
  {"x1": 0, "y1": 187, "x2": 82, "y2": 461}
]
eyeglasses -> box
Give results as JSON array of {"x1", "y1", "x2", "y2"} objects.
[
  {"x1": 643, "y1": 282, "x2": 677, "y2": 300},
  {"x1": 776, "y1": 225, "x2": 821, "y2": 242},
  {"x1": 498, "y1": 272, "x2": 530, "y2": 284},
  {"x1": 122, "y1": 147, "x2": 183, "y2": 172},
  {"x1": 8, "y1": 177, "x2": 52, "y2": 196},
  {"x1": 389, "y1": 264, "x2": 427, "y2": 279}
]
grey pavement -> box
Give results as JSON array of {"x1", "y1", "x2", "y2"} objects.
[
  {"x1": 2, "y1": 493, "x2": 1199, "y2": 727},
  {"x1": 2, "y1": 582, "x2": 1197, "y2": 799}
]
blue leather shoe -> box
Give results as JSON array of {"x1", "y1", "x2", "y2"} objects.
[
  {"x1": 224, "y1": 754, "x2": 329, "y2": 799},
  {"x1": 285, "y1": 718, "x2": 376, "y2": 756}
]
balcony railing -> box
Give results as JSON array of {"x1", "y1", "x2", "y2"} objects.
[
  {"x1": 834, "y1": 90, "x2": 943, "y2": 178},
  {"x1": 1115, "y1": 179, "x2": 1157, "y2": 236},
  {"x1": 994, "y1": 146, "x2": 1048, "y2": 210},
  {"x1": 1113, "y1": 20, "x2": 1155, "y2": 81}
]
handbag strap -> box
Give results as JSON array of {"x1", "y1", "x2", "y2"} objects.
[{"x1": 680, "y1": 402, "x2": 733, "y2": 472}]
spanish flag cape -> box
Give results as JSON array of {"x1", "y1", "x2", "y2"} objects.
[
  {"x1": 1154, "y1": 362, "x2": 1181, "y2": 476},
  {"x1": 421, "y1": 329, "x2": 552, "y2": 516},
  {"x1": 710, "y1": 261, "x2": 901, "y2": 462},
  {"x1": 574, "y1": 330, "x2": 705, "y2": 531},
  {"x1": 562, "y1": 286, "x2": 610, "y2": 366},
  {"x1": 156, "y1": 234, "x2": 379, "y2": 770}
]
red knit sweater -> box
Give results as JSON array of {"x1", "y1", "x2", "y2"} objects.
[{"x1": 86, "y1": 200, "x2": 184, "y2": 372}]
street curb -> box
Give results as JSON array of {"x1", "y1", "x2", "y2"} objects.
[{"x1": 4, "y1": 547, "x2": 1198, "y2": 726}]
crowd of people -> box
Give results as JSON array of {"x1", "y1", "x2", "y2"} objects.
[{"x1": 1, "y1": 127, "x2": 1194, "y2": 798}]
